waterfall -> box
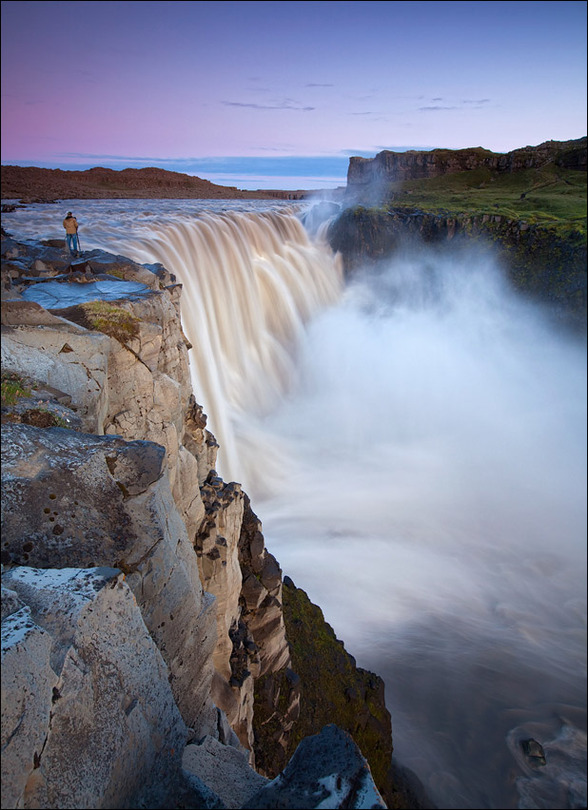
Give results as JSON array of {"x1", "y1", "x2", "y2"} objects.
[
  {"x1": 4, "y1": 200, "x2": 586, "y2": 810},
  {"x1": 120, "y1": 208, "x2": 344, "y2": 484}
]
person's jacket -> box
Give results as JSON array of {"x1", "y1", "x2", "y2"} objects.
[{"x1": 63, "y1": 216, "x2": 78, "y2": 234}]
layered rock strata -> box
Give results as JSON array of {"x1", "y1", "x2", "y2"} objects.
[{"x1": 346, "y1": 137, "x2": 587, "y2": 194}]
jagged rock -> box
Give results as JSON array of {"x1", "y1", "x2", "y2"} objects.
[
  {"x1": 258, "y1": 578, "x2": 392, "y2": 803},
  {"x1": 521, "y1": 738, "x2": 547, "y2": 767},
  {"x1": 1, "y1": 567, "x2": 188, "y2": 809},
  {"x1": 183, "y1": 735, "x2": 268, "y2": 808},
  {"x1": 238, "y1": 495, "x2": 291, "y2": 677},
  {"x1": 243, "y1": 724, "x2": 387, "y2": 809},
  {"x1": 198, "y1": 471, "x2": 246, "y2": 683},
  {"x1": 1, "y1": 423, "x2": 219, "y2": 738}
]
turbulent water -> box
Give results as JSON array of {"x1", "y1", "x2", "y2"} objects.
[{"x1": 4, "y1": 199, "x2": 587, "y2": 810}]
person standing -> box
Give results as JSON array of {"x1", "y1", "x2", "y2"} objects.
[{"x1": 63, "y1": 212, "x2": 79, "y2": 256}]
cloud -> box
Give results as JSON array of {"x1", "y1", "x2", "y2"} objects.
[
  {"x1": 222, "y1": 100, "x2": 315, "y2": 111},
  {"x1": 419, "y1": 98, "x2": 491, "y2": 112},
  {"x1": 419, "y1": 106, "x2": 459, "y2": 111},
  {"x1": 305, "y1": 83, "x2": 334, "y2": 88}
]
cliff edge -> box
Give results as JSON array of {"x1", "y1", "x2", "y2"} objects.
[{"x1": 1, "y1": 230, "x2": 393, "y2": 808}]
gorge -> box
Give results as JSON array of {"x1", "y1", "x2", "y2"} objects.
[{"x1": 1, "y1": 153, "x2": 587, "y2": 809}]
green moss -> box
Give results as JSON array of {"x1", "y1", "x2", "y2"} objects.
[
  {"x1": 384, "y1": 163, "x2": 586, "y2": 238},
  {"x1": 1, "y1": 371, "x2": 31, "y2": 406},
  {"x1": 255, "y1": 579, "x2": 394, "y2": 804},
  {"x1": 78, "y1": 301, "x2": 140, "y2": 343}
]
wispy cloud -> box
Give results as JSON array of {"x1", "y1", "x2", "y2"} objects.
[
  {"x1": 419, "y1": 97, "x2": 491, "y2": 112},
  {"x1": 305, "y1": 83, "x2": 334, "y2": 88},
  {"x1": 419, "y1": 106, "x2": 459, "y2": 111},
  {"x1": 222, "y1": 100, "x2": 315, "y2": 111}
]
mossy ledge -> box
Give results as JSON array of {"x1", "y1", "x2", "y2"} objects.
[{"x1": 253, "y1": 576, "x2": 399, "y2": 806}]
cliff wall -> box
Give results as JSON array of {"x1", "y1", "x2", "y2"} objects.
[
  {"x1": 347, "y1": 138, "x2": 587, "y2": 193},
  {"x1": 1, "y1": 232, "x2": 393, "y2": 808},
  {"x1": 328, "y1": 206, "x2": 587, "y2": 326}
]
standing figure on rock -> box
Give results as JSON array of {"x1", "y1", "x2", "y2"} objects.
[{"x1": 63, "y1": 211, "x2": 79, "y2": 256}]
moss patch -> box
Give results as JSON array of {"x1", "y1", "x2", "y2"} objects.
[
  {"x1": 383, "y1": 162, "x2": 586, "y2": 240},
  {"x1": 51, "y1": 300, "x2": 141, "y2": 344},
  {"x1": 1, "y1": 371, "x2": 31, "y2": 406}
]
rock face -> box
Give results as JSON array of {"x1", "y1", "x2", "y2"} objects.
[
  {"x1": 346, "y1": 138, "x2": 587, "y2": 194},
  {"x1": 327, "y1": 205, "x2": 587, "y2": 326},
  {"x1": 243, "y1": 725, "x2": 387, "y2": 809},
  {"x1": 1, "y1": 232, "x2": 391, "y2": 808},
  {"x1": 1, "y1": 567, "x2": 188, "y2": 809},
  {"x1": 259, "y1": 578, "x2": 393, "y2": 803}
]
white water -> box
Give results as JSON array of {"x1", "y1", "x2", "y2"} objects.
[{"x1": 4, "y1": 199, "x2": 587, "y2": 809}]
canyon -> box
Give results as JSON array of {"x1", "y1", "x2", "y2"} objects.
[{"x1": 1, "y1": 137, "x2": 585, "y2": 807}]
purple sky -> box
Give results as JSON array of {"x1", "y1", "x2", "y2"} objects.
[{"x1": 1, "y1": 1, "x2": 586, "y2": 189}]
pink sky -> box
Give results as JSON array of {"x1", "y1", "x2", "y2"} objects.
[{"x1": 1, "y1": 1, "x2": 586, "y2": 189}]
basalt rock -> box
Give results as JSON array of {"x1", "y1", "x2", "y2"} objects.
[
  {"x1": 328, "y1": 206, "x2": 587, "y2": 326},
  {"x1": 1, "y1": 567, "x2": 193, "y2": 810},
  {"x1": 244, "y1": 724, "x2": 387, "y2": 809},
  {"x1": 253, "y1": 577, "x2": 393, "y2": 806},
  {"x1": 346, "y1": 138, "x2": 587, "y2": 196}
]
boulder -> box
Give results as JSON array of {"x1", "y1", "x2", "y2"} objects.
[
  {"x1": 1, "y1": 567, "x2": 188, "y2": 809},
  {"x1": 243, "y1": 724, "x2": 386, "y2": 809},
  {"x1": 183, "y1": 735, "x2": 268, "y2": 808}
]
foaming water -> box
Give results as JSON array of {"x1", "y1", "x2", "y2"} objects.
[
  {"x1": 4, "y1": 201, "x2": 586, "y2": 809},
  {"x1": 250, "y1": 248, "x2": 587, "y2": 809}
]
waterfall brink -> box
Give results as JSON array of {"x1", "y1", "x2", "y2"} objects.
[{"x1": 124, "y1": 209, "x2": 344, "y2": 484}]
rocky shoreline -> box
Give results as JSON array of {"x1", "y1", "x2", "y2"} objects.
[{"x1": 1, "y1": 230, "x2": 401, "y2": 809}]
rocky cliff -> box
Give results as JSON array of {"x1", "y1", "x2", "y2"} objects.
[
  {"x1": 327, "y1": 206, "x2": 587, "y2": 327},
  {"x1": 330, "y1": 137, "x2": 587, "y2": 327},
  {"x1": 1, "y1": 231, "x2": 393, "y2": 808},
  {"x1": 346, "y1": 138, "x2": 587, "y2": 196}
]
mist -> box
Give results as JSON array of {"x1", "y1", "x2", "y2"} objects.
[{"x1": 242, "y1": 242, "x2": 587, "y2": 809}]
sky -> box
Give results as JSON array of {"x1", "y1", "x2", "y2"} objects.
[{"x1": 1, "y1": 0, "x2": 586, "y2": 190}]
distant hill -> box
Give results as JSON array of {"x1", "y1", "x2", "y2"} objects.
[{"x1": 0, "y1": 165, "x2": 307, "y2": 201}]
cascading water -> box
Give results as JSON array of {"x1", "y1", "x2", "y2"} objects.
[
  {"x1": 4, "y1": 199, "x2": 586, "y2": 810},
  {"x1": 120, "y1": 208, "x2": 344, "y2": 486}
]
